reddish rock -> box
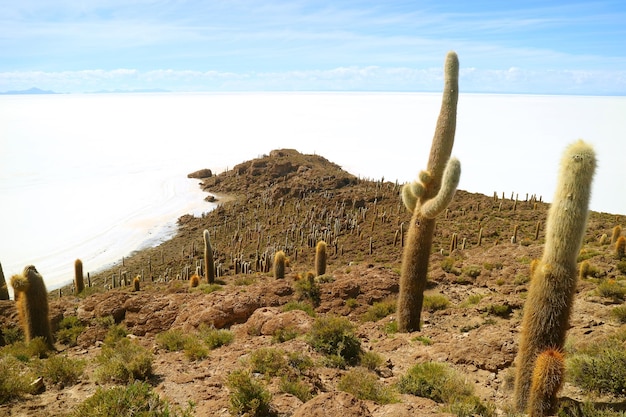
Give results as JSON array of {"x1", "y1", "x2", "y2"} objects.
[{"x1": 293, "y1": 392, "x2": 372, "y2": 417}]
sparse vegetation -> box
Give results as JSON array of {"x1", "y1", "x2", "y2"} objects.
[
  {"x1": 567, "y1": 337, "x2": 626, "y2": 395},
  {"x1": 307, "y1": 316, "x2": 361, "y2": 368},
  {"x1": 55, "y1": 316, "x2": 85, "y2": 347},
  {"x1": 423, "y1": 294, "x2": 450, "y2": 312},
  {"x1": 361, "y1": 299, "x2": 396, "y2": 322},
  {"x1": 95, "y1": 336, "x2": 153, "y2": 383},
  {"x1": 227, "y1": 369, "x2": 273, "y2": 417},
  {"x1": 282, "y1": 300, "x2": 316, "y2": 317},
  {"x1": 338, "y1": 367, "x2": 397, "y2": 404}
]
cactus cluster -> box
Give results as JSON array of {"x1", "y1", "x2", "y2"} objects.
[{"x1": 397, "y1": 51, "x2": 462, "y2": 333}]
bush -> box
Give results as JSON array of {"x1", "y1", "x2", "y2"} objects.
[
  {"x1": 286, "y1": 351, "x2": 314, "y2": 374},
  {"x1": 611, "y1": 305, "x2": 626, "y2": 323},
  {"x1": 1, "y1": 337, "x2": 49, "y2": 361},
  {"x1": 156, "y1": 329, "x2": 190, "y2": 352},
  {"x1": 0, "y1": 355, "x2": 35, "y2": 404},
  {"x1": 485, "y1": 304, "x2": 512, "y2": 318},
  {"x1": 56, "y1": 316, "x2": 85, "y2": 347},
  {"x1": 227, "y1": 370, "x2": 273, "y2": 417},
  {"x1": 183, "y1": 337, "x2": 210, "y2": 361},
  {"x1": 69, "y1": 381, "x2": 194, "y2": 417},
  {"x1": 249, "y1": 348, "x2": 287, "y2": 377},
  {"x1": 617, "y1": 261, "x2": 626, "y2": 275},
  {"x1": 295, "y1": 276, "x2": 321, "y2": 306},
  {"x1": 462, "y1": 265, "x2": 481, "y2": 278},
  {"x1": 279, "y1": 376, "x2": 313, "y2": 402},
  {"x1": 282, "y1": 301, "x2": 316, "y2": 317},
  {"x1": 423, "y1": 294, "x2": 450, "y2": 312},
  {"x1": 95, "y1": 337, "x2": 153, "y2": 383},
  {"x1": 361, "y1": 300, "x2": 396, "y2": 322},
  {"x1": 338, "y1": 367, "x2": 397, "y2": 404},
  {"x1": 199, "y1": 325, "x2": 234, "y2": 349},
  {"x1": 567, "y1": 338, "x2": 626, "y2": 395},
  {"x1": 1, "y1": 327, "x2": 23, "y2": 345},
  {"x1": 307, "y1": 316, "x2": 361, "y2": 368},
  {"x1": 396, "y1": 361, "x2": 483, "y2": 406},
  {"x1": 596, "y1": 279, "x2": 626, "y2": 302},
  {"x1": 40, "y1": 354, "x2": 85, "y2": 386},
  {"x1": 272, "y1": 327, "x2": 299, "y2": 344}
]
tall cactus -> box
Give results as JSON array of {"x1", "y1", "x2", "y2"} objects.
[
  {"x1": 397, "y1": 51, "x2": 461, "y2": 332},
  {"x1": 274, "y1": 250, "x2": 286, "y2": 279},
  {"x1": 315, "y1": 241, "x2": 327, "y2": 277},
  {"x1": 0, "y1": 262, "x2": 9, "y2": 300},
  {"x1": 74, "y1": 259, "x2": 85, "y2": 294},
  {"x1": 203, "y1": 229, "x2": 215, "y2": 284},
  {"x1": 10, "y1": 265, "x2": 54, "y2": 349},
  {"x1": 514, "y1": 140, "x2": 596, "y2": 411}
]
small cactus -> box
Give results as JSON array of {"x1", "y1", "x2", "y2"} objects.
[
  {"x1": 528, "y1": 349, "x2": 565, "y2": 417},
  {"x1": 74, "y1": 259, "x2": 85, "y2": 294},
  {"x1": 133, "y1": 276, "x2": 141, "y2": 291},
  {"x1": 616, "y1": 236, "x2": 626, "y2": 259},
  {"x1": 10, "y1": 265, "x2": 54, "y2": 349},
  {"x1": 274, "y1": 251, "x2": 286, "y2": 279},
  {"x1": 611, "y1": 225, "x2": 622, "y2": 244},
  {"x1": 189, "y1": 274, "x2": 200, "y2": 288},
  {"x1": 315, "y1": 241, "x2": 327, "y2": 276}
]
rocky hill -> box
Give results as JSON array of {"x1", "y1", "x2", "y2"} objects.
[{"x1": 1, "y1": 149, "x2": 625, "y2": 416}]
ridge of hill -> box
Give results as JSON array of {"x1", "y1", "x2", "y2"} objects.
[{"x1": 1, "y1": 149, "x2": 625, "y2": 416}]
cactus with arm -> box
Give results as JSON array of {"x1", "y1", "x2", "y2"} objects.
[{"x1": 397, "y1": 51, "x2": 461, "y2": 333}]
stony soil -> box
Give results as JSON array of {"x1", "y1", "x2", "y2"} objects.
[{"x1": 1, "y1": 148, "x2": 625, "y2": 416}]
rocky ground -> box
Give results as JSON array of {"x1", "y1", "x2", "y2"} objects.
[{"x1": 1, "y1": 149, "x2": 625, "y2": 416}]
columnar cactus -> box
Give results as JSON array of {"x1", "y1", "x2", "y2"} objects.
[
  {"x1": 514, "y1": 140, "x2": 596, "y2": 411},
  {"x1": 274, "y1": 250, "x2": 286, "y2": 279},
  {"x1": 74, "y1": 259, "x2": 85, "y2": 294},
  {"x1": 133, "y1": 275, "x2": 141, "y2": 291},
  {"x1": 0, "y1": 262, "x2": 8, "y2": 300},
  {"x1": 315, "y1": 241, "x2": 327, "y2": 276},
  {"x1": 397, "y1": 51, "x2": 461, "y2": 333},
  {"x1": 203, "y1": 229, "x2": 215, "y2": 284},
  {"x1": 10, "y1": 265, "x2": 54, "y2": 349}
]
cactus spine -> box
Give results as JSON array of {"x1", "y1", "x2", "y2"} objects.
[
  {"x1": 0, "y1": 262, "x2": 8, "y2": 300},
  {"x1": 74, "y1": 259, "x2": 85, "y2": 294},
  {"x1": 274, "y1": 250, "x2": 286, "y2": 279},
  {"x1": 315, "y1": 241, "x2": 327, "y2": 276},
  {"x1": 397, "y1": 51, "x2": 461, "y2": 333},
  {"x1": 10, "y1": 265, "x2": 54, "y2": 349},
  {"x1": 528, "y1": 349, "x2": 565, "y2": 417},
  {"x1": 514, "y1": 140, "x2": 596, "y2": 411},
  {"x1": 203, "y1": 229, "x2": 215, "y2": 284}
]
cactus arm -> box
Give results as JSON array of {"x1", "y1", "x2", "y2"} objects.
[
  {"x1": 401, "y1": 183, "x2": 419, "y2": 212},
  {"x1": 419, "y1": 157, "x2": 461, "y2": 219}
]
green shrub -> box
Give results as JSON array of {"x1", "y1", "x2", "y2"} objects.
[
  {"x1": 183, "y1": 337, "x2": 209, "y2": 361},
  {"x1": 69, "y1": 381, "x2": 194, "y2": 417},
  {"x1": 360, "y1": 350, "x2": 384, "y2": 371},
  {"x1": 199, "y1": 325, "x2": 234, "y2": 349},
  {"x1": 345, "y1": 298, "x2": 359, "y2": 309},
  {"x1": 1, "y1": 327, "x2": 23, "y2": 345},
  {"x1": 361, "y1": 300, "x2": 396, "y2": 322},
  {"x1": 103, "y1": 324, "x2": 128, "y2": 346},
  {"x1": 558, "y1": 401, "x2": 626, "y2": 417},
  {"x1": 95, "y1": 337, "x2": 153, "y2": 383},
  {"x1": 282, "y1": 301, "x2": 316, "y2": 317},
  {"x1": 227, "y1": 369, "x2": 272, "y2": 417},
  {"x1": 156, "y1": 329, "x2": 190, "y2": 352},
  {"x1": 462, "y1": 265, "x2": 481, "y2": 278},
  {"x1": 423, "y1": 294, "x2": 450, "y2": 312},
  {"x1": 441, "y1": 257, "x2": 456, "y2": 273},
  {"x1": 307, "y1": 316, "x2": 361, "y2": 368},
  {"x1": 611, "y1": 305, "x2": 626, "y2": 323},
  {"x1": 412, "y1": 335, "x2": 433, "y2": 346},
  {"x1": 1, "y1": 337, "x2": 49, "y2": 361},
  {"x1": 567, "y1": 338, "x2": 626, "y2": 395},
  {"x1": 397, "y1": 362, "x2": 473, "y2": 403},
  {"x1": 485, "y1": 304, "x2": 512, "y2": 318},
  {"x1": 338, "y1": 367, "x2": 397, "y2": 404},
  {"x1": 0, "y1": 355, "x2": 35, "y2": 404},
  {"x1": 286, "y1": 351, "x2": 314, "y2": 374},
  {"x1": 279, "y1": 376, "x2": 313, "y2": 402},
  {"x1": 193, "y1": 283, "x2": 223, "y2": 294},
  {"x1": 56, "y1": 316, "x2": 85, "y2": 347},
  {"x1": 617, "y1": 261, "x2": 626, "y2": 275},
  {"x1": 295, "y1": 277, "x2": 321, "y2": 306},
  {"x1": 249, "y1": 348, "x2": 287, "y2": 377},
  {"x1": 40, "y1": 355, "x2": 85, "y2": 386},
  {"x1": 596, "y1": 279, "x2": 626, "y2": 302},
  {"x1": 272, "y1": 327, "x2": 298, "y2": 344}
]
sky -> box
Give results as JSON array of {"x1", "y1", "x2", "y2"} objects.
[{"x1": 1, "y1": 0, "x2": 625, "y2": 94}]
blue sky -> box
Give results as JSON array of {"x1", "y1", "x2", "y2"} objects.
[{"x1": 1, "y1": 0, "x2": 625, "y2": 94}]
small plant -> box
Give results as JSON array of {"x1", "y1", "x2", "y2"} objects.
[
  {"x1": 611, "y1": 305, "x2": 626, "y2": 323},
  {"x1": 272, "y1": 327, "x2": 298, "y2": 344},
  {"x1": 460, "y1": 294, "x2": 484, "y2": 308},
  {"x1": 0, "y1": 355, "x2": 35, "y2": 404},
  {"x1": 199, "y1": 325, "x2": 234, "y2": 349},
  {"x1": 307, "y1": 316, "x2": 361, "y2": 368},
  {"x1": 227, "y1": 369, "x2": 273, "y2": 417},
  {"x1": 40, "y1": 354, "x2": 86, "y2": 386},
  {"x1": 69, "y1": 381, "x2": 194, "y2": 417},
  {"x1": 279, "y1": 375, "x2": 313, "y2": 402},
  {"x1": 567, "y1": 337, "x2": 626, "y2": 395},
  {"x1": 441, "y1": 257, "x2": 461, "y2": 275},
  {"x1": 617, "y1": 260, "x2": 626, "y2": 275},
  {"x1": 595, "y1": 279, "x2": 626, "y2": 302},
  {"x1": 156, "y1": 328, "x2": 190, "y2": 352},
  {"x1": 56, "y1": 316, "x2": 85, "y2": 347},
  {"x1": 338, "y1": 367, "x2": 397, "y2": 404},
  {"x1": 294, "y1": 274, "x2": 321, "y2": 306},
  {"x1": 345, "y1": 298, "x2": 359, "y2": 309},
  {"x1": 384, "y1": 320, "x2": 398, "y2": 334},
  {"x1": 462, "y1": 265, "x2": 481, "y2": 278},
  {"x1": 95, "y1": 337, "x2": 153, "y2": 383},
  {"x1": 412, "y1": 335, "x2": 433, "y2": 345},
  {"x1": 103, "y1": 324, "x2": 128, "y2": 346},
  {"x1": 194, "y1": 283, "x2": 224, "y2": 294},
  {"x1": 485, "y1": 304, "x2": 512, "y2": 318},
  {"x1": 361, "y1": 300, "x2": 396, "y2": 322},
  {"x1": 282, "y1": 301, "x2": 316, "y2": 317},
  {"x1": 248, "y1": 348, "x2": 287, "y2": 378},
  {"x1": 422, "y1": 294, "x2": 450, "y2": 312},
  {"x1": 286, "y1": 351, "x2": 314, "y2": 374},
  {"x1": 234, "y1": 277, "x2": 255, "y2": 286},
  {"x1": 360, "y1": 350, "x2": 384, "y2": 371},
  {"x1": 0, "y1": 337, "x2": 49, "y2": 361}
]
